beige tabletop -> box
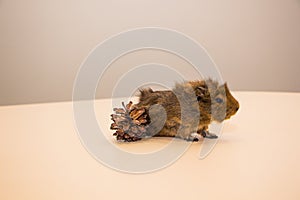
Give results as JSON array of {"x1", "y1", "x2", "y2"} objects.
[{"x1": 0, "y1": 92, "x2": 299, "y2": 200}]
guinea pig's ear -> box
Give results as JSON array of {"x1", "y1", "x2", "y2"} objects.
[
  {"x1": 224, "y1": 83, "x2": 233, "y2": 98},
  {"x1": 222, "y1": 82, "x2": 229, "y2": 90},
  {"x1": 221, "y1": 82, "x2": 226, "y2": 86},
  {"x1": 219, "y1": 82, "x2": 229, "y2": 96}
]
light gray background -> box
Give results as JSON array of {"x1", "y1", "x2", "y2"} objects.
[{"x1": 1, "y1": 0, "x2": 299, "y2": 106}]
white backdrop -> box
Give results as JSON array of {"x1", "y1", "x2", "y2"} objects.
[{"x1": 0, "y1": 0, "x2": 299, "y2": 105}]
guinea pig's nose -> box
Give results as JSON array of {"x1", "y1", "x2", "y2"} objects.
[{"x1": 235, "y1": 107, "x2": 239, "y2": 112}]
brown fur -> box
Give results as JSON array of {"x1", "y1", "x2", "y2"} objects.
[{"x1": 135, "y1": 79, "x2": 239, "y2": 140}]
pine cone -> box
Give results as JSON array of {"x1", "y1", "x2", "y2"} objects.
[{"x1": 110, "y1": 101, "x2": 150, "y2": 142}]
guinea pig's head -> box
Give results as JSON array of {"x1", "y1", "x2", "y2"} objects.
[
  {"x1": 211, "y1": 82, "x2": 239, "y2": 122},
  {"x1": 190, "y1": 79, "x2": 239, "y2": 122}
]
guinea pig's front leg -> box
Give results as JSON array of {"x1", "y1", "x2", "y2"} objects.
[{"x1": 197, "y1": 128, "x2": 218, "y2": 139}]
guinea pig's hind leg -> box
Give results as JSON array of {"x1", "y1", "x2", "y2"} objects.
[{"x1": 186, "y1": 133, "x2": 201, "y2": 142}]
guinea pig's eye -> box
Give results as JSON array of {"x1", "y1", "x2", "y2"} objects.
[{"x1": 215, "y1": 97, "x2": 223, "y2": 103}]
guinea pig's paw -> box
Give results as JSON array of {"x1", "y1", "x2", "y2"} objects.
[{"x1": 201, "y1": 130, "x2": 218, "y2": 139}]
